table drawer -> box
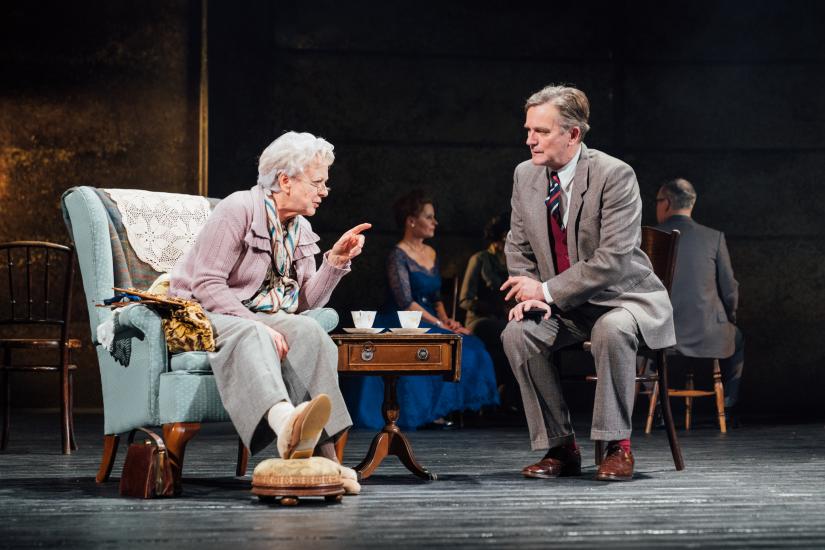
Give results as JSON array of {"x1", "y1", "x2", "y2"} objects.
[
  {"x1": 349, "y1": 342, "x2": 443, "y2": 366},
  {"x1": 333, "y1": 334, "x2": 461, "y2": 381}
]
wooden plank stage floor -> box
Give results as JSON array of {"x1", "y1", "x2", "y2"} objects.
[{"x1": 1, "y1": 413, "x2": 824, "y2": 549}]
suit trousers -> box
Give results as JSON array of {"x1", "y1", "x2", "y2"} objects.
[
  {"x1": 501, "y1": 304, "x2": 640, "y2": 450},
  {"x1": 206, "y1": 310, "x2": 352, "y2": 455}
]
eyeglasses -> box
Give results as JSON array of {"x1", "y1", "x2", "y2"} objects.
[
  {"x1": 655, "y1": 197, "x2": 668, "y2": 203},
  {"x1": 304, "y1": 179, "x2": 332, "y2": 194}
]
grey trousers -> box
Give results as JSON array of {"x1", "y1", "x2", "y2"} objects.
[
  {"x1": 206, "y1": 310, "x2": 351, "y2": 455},
  {"x1": 501, "y1": 304, "x2": 640, "y2": 451}
]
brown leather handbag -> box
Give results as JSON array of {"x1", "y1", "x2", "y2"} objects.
[{"x1": 119, "y1": 427, "x2": 175, "y2": 498}]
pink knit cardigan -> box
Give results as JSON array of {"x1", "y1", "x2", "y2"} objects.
[{"x1": 169, "y1": 185, "x2": 350, "y2": 319}]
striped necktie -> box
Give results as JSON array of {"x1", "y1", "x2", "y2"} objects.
[{"x1": 545, "y1": 170, "x2": 564, "y2": 230}]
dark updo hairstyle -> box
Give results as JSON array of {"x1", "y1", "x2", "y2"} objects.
[
  {"x1": 393, "y1": 189, "x2": 434, "y2": 230},
  {"x1": 483, "y1": 211, "x2": 511, "y2": 244}
]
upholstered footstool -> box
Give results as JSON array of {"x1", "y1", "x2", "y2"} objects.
[{"x1": 252, "y1": 457, "x2": 345, "y2": 506}]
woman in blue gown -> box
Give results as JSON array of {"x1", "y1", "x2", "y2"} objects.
[{"x1": 343, "y1": 190, "x2": 499, "y2": 430}]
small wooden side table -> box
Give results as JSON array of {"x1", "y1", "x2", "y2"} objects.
[{"x1": 333, "y1": 333, "x2": 462, "y2": 480}]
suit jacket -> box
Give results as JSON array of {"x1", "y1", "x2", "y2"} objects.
[
  {"x1": 505, "y1": 144, "x2": 676, "y2": 349},
  {"x1": 656, "y1": 215, "x2": 738, "y2": 358}
]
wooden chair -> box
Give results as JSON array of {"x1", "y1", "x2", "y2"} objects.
[
  {"x1": 643, "y1": 358, "x2": 727, "y2": 434},
  {"x1": 584, "y1": 227, "x2": 685, "y2": 470},
  {"x1": 0, "y1": 241, "x2": 80, "y2": 454}
]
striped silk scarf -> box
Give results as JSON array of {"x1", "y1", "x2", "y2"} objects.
[{"x1": 244, "y1": 195, "x2": 301, "y2": 313}]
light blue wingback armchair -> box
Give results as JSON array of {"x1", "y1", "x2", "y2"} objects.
[{"x1": 61, "y1": 187, "x2": 339, "y2": 489}]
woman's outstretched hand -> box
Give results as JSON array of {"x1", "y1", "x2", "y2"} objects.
[{"x1": 329, "y1": 223, "x2": 372, "y2": 267}]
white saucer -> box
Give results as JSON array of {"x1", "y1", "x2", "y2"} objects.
[
  {"x1": 388, "y1": 328, "x2": 430, "y2": 335},
  {"x1": 343, "y1": 327, "x2": 384, "y2": 334}
]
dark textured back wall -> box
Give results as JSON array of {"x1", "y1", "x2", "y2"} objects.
[
  {"x1": 2, "y1": 1, "x2": 823, "y2": 420},
  {"x1": 209, "y1": 0, "x2": 825, "y2": 420},
  {"x1": 0, "y1": 1, "x2": 201, "y2": 410}
]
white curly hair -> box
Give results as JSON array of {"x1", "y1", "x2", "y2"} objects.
[{"x1": 257, "y1": 131, "x2": 335, "y2": 192}]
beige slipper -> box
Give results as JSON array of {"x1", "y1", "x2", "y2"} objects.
[
  {"x1": 339, "y1": 465, "x2": 361, "y2": 495},
  {"x1": 276, "y1": 394, "x2": 332, "y2": 459}
]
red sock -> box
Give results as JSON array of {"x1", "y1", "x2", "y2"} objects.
[
  {"x1": 545, "y1": 438, "x2": 578, "y2": 457},
  {"x1": 609, "y1": 439, "x2": 631, "y2": 453}
]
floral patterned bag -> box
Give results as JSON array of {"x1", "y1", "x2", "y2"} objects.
[{"x1": 110, "y1": 287, "x2": 215, "y2": 353}]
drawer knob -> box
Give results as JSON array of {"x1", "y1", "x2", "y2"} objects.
[
  {"x1": 361, "y1": 343, "x2": 374, "y2": 362},
  {"x1": 416, "y1": 348, "x2": 429, "y2": 361}
]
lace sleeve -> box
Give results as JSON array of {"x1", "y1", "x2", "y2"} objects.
[{"x1": 386, "y1": 248, "x2": 413, "y2": 309}]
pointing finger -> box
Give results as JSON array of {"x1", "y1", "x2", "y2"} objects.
[
  {"x1": 348, "y1": 223, "x2": 372, "y2": 236},
  {"x1": 504, "y1": 287, "x2": 518, "y2": 301},
  {"x1": 500, "y1": 278, "x2": 516, "y2": 291}
]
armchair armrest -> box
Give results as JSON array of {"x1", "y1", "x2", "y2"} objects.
[
  {"x1": 96, "y1": 304, "x2": 170, "y2": 434},
  {"x1": 300, "y1": 307, "x2": 339, "y2": 333}
]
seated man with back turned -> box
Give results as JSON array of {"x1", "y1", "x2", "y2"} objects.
[
  {"x1": 500, "y1": 84, "x2": 675, "y2": 482},
  {"x1": 655, "y1": 178, "x2": 744, "y2": 422}
]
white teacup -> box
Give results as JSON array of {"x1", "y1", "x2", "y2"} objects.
[
  {"x1": 397, "y1": 311, "x2": 422, "y2": 328},
  {"x1": 351, "y1": 311, "x2": 377, "y2": 328}
]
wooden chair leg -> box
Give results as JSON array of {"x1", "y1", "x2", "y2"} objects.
[
  {"x1": 236, "y1": 437, "x2": 249, "y2": 477},
  {"x1": 645, "y1": 379, "x2": 659, "y2": 434},
  {"x1": 68, "y1": 371, "x2": 77, "y2": 450},
  {"x1": 594, "y1": 440, "x2": 604, "y2": 465},
  {"x1": 59, "y1": 366, "x2": 72, "y2": 454},
  {"x1": 1, "y1": 349, "x2": 10, "y2": 450},
  {"x1": 657, "y1": 352, "x2": 685, "y2": 471},
  {"x1": 334, "y1": 429, "x2": 349, "y2": 464},
  {"x1": 163, "y1": 422, "x2": 201, "y2": 495},
  {"x1": 96, "y1": 434, "x2": 120, "y2": 483},
  {"x1": 712, "y1": 359, "x2": 727, "y2": 433},
  {"x1": 685, "y1": 368, "x2": 694, "y2": 431},
  {"x1": 634, "y1": 357, "x2": 649, "y2": 405},
  {"x1": 0, "y1": 372, "x2": 8, "y2": 451}
]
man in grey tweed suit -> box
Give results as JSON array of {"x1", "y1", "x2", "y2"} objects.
[
  {"x1": 655, "y1": 178, "x2": 744, "y2": 416},
  {"x1": 500, "y1": 85, "x2": 675, "y2": 481}
]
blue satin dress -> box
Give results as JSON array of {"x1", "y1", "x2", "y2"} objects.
[{"x1": 342, "y1": 246, "x2": 500, "y2": 430}]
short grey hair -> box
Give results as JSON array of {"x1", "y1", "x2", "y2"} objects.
[
  {"x1": 660, "y1": 178, "x2": 697, "y2": 210},
  {"x1": 257, "y1": 131, "x2": 335, "y2": 192},
  {"x1": 525, "y1": 84, "x2": 591, "y2": 139}
]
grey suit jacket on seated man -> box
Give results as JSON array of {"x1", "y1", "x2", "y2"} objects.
[
  {"x1": 657, "y1": 215, "x2": 738, "y2": 357},
  {"x1": 500, "y1": 84, "x2": 675, "y2": 482},
  {"x1": 655, "y1": 178, "x2": 744, "y2": 409},
  {"x1": 506, "y1": 146, "x2": 675, "y2": 349}
]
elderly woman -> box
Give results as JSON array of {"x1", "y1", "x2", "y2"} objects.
[
  {"x1": 170, "y1": 132, "x2": 369, "y2": 476},
  {"x1": 343, "y1": 190, "x2": 499, "y2": 430}
]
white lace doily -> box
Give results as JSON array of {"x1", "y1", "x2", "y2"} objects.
[{"x1": 104, "y1": 189, "x2": 212, "y2": 273}]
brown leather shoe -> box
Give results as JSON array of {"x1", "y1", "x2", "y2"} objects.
[
  {"x1": 595, "y1": 445, "x2": 634, "y2": 482},
  {"x1": 522, "y1": 446, "x2": 582, "y2": 479}
]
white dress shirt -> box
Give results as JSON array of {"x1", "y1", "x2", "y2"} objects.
[{"x1": 541, "y1": 145, "x2": 581, "y2": 304}]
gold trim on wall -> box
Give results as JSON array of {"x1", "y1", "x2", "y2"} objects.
[{"x1": 197, "y1": 0, "x2": 209, "y2": 197}]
